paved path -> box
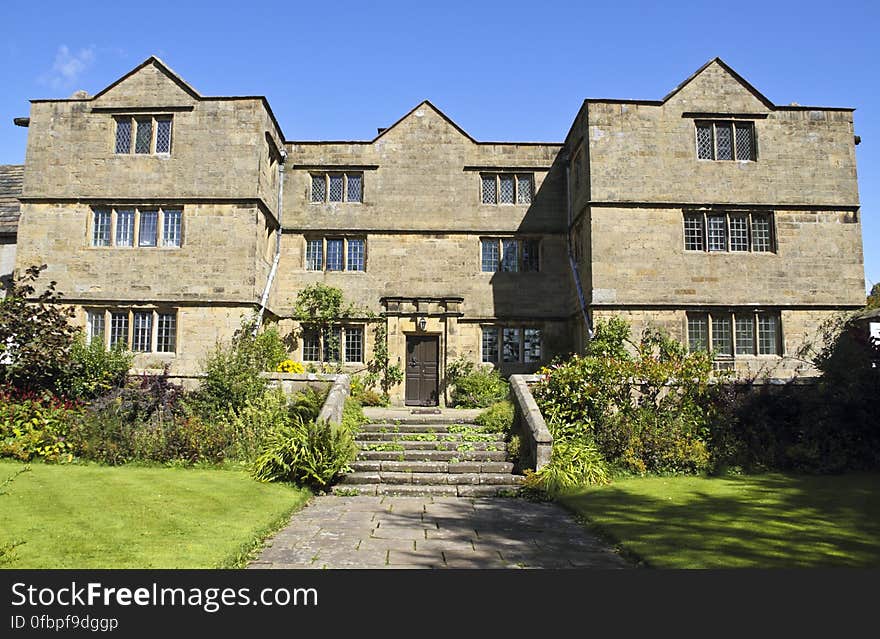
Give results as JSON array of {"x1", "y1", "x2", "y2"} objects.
[{"x1": 249, "y1": 496, "x2": 631, "y2": 569}]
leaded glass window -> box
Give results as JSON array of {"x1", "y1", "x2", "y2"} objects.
[
  {"x1": 517, "y1": 175, "x2": 532, "y2": 205},
  {"x1": 302, "y1": 329, "x2": 321, "y2": 361},
  {"x1": 163, "y1": 209, "x2": 182, "y2": 247},
  {"x1": 323, "y1": 327, "x2": 341, "y2": 362},
  {"x1": 696, "y1": 120, "x2": 756, "y2": 161},
  {"x1": 135, "y1": 119, "x2": 152, "y2": 154},
  {"x1": 524, "y1": 328, "x2": 542, "y2": 363},
  {"x1": 87, "y1": 311, "x2": 105, "y2": 346},
  {"x1": 157, "y1": 313, "x2": 176, "y2": 353},
  {"x1": 326, "y1": 239, "x2": 344, "y2": 271},
  {"x1": 481, "y1": 175, "x2": 497, "y2": 204},
  {"x1": 696, "y1": 123, "x2": 714, "y2": 159},
  {"x1": 734, "y1": 123, "x2": 755, "y2": 161},
  {"x1": 306, "y1": 239, "x2": 323, "y2": 270},
  {"x1": 758, "y1": 314, "x2": 779, "y2": 355},
  {"x1": 92, "y1": 209, "x2": 111, "y2": 246},
  {"x1": 346, "y1": 174, "x2": 362, "y2": 202},
  {"x1": 715, "y1": 123, "x2": 734, "y2": 160},
  {"x1": 110, "y1": 313, "x2": 128, "y2": 349},
  {"x1": 501, "y1": 239, "x2": 519, "y2": 272},
  {"x1": 502, "y1": 328, "x2": 521, "y2": 363},
  {"x1": 345, "y1": 327, "x2": 363, "y2": 363},
  {"x1": 499, "y1": 175, "x2": 515, "y2": 204},
  {"x1": 482, "y1": 327, "x2": 499, "y2": 363},
  {"x1": 138, "y1": 210, "x2": 158, "y2": 247},
  {"x1": 347, "y1": 238, "x2": 365, "y2": 272},
  {"x1": 311, "y1": 175, "x2": 326, "y2": 202},
  {"x1": 688, "y1": 314, "x2": 708, "y2": 352},
  {"x1": 684, "y1": 214, "x2": 705, "y2": 251},
  {"x1": 711, "y1": 315, "x2": 732, "y2": 356},
  {"x1": 115, "y1": 119, "x2": 132, "y2": 154},
  {"x1": 115, "y1": 209, "x2": 134, "y2": 247},
  {"x1": 481, "y1": 239, "x2": 499, "y2": 272},
  {"x1": 132, "y1": 312, "x2": 152, "y2": 352},
  {"x1": 155, "y1": 118, "x2": 172, "y2": 154},
  {"x1": 752, "y1": 214, "x2": 772, "y2": 252},
  {"x1": 735, "y1": 316, "x2": 754, "y2": 355},
  {"x1": 707, "y1": 215, "x2": 727, "y2": 252},
  {"x1": 328, "y1": 174, "x2": 344, "y2": 202},
  {"x1": 522, "y1": 239, "x2": 539, "y2": 272},
  {"x1": 729, "y1": 214, "x2": 749, "y2": 252}
]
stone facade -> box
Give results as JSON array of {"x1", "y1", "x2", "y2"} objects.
[{"x1": 9, "y1": 56, "x2": 866, "y2": 404}]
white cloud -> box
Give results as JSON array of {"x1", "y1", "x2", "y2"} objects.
[{"x1": 40, "y1": 45, "x2": 96, "y2": 90}]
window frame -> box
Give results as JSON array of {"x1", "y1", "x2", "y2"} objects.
[
  {"x1": 304, "y1": 236, "x2": 367, "y2": 272},
  {"x1": 309, "y1": 171, "x2": 364, "y2": 204},
  {"x1": 301, "y1": 324, "x2": 364, "y2": 364},
  {"x1": 686, "y1": 310, "x2": 782, "y2": 359},
  {"x1": 481, "y1": 324, "x2": 543, "y2": 365},
  {"x1": 89, "y1": 206, "x2": 184, "y2": 249},
  {"x1": 695, "y1": 120, "x2": 756, "y2": 162},
  {"x1": 114, "y1": 115, "x2": 173, "y2": 156},
  {"x1": 480, "y1": 237, "x2": 541, "y2": 273},
  {"x1": 480, "y1": 173, "x2": 533, "y2": 205},
  {"x1": 86, "y1": 308, "x2": 178, "y2": 354},
  {"x1": 682, "y1": 211, "x2": 775, "y2": 254}
]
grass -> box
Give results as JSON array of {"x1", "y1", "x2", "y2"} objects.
[
  {"x1": 560, "y1": 473, "x2": 880, "y2": 568},
  {"x1": 0, "y1": 460, "x2": 310, "y2": 569}
]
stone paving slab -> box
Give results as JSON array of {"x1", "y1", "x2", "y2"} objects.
[{"x1": 250, "y1": 496, "x2": 631, "y2": 570}]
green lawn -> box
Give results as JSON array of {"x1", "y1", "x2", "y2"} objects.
[
  {"x1": 560, "y1": 473, "x2": 880, "y2": 568},
  {"x1": 0, "y1": 460, "x2": 310, "y2": 569}
]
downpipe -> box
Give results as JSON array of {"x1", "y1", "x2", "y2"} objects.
[{"x1": 255, "y1": 148, "x2": 287, "y2": 333}]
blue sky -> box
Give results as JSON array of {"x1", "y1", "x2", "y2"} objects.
[{"x1": 1, "y1": 0, "x2": 876, "y2": 294}]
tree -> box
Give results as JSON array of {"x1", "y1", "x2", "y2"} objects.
[
  {"x1": 291, "y1": 284, "x2": 358, "y2": 368},
  {"x1": 867, "y1": 282, "x2": 880, "y2": 310},
  {"x1": 0, "y1": 265, "x2": 78, "y2": 392}
]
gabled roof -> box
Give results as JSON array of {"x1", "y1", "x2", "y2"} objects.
[
  {"x1": 289, "y1": 99, "x2": 562, "y2": 146},
  {"x1": 0, "y1": 165, "x2": 23, "y2": 235},
  {"x1": 372, "y1": 100, "x2": 478, "y2": 143},
  {"x1": 661, "y1": 57, "x2": 775, "y2": 109},
  {"x1": 91, "y1": 56, "x2": 201, "y2": 101}
]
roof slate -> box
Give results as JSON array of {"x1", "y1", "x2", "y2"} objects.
[{"x1": 0, "y1": 164, "x2": 23, "y2": 235}]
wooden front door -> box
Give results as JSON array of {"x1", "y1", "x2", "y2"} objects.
[{"x1": 405, "y1": 335, "x2": 439, "y2": 406}]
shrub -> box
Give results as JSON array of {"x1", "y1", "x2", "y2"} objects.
[
  {"x1": 252, "y1": 417, "x2": 357, "y2": 490},
  {"x1": 59, "y1": 336, "x2": 133, "y2": 401},
  {"x1": 224, "y1": 388, "x2": 291, "y2": 462},
  {"x1": 523, "y1": 437, "x2": 610, "y2": 497},
  {"x1": 0, "y1": 265, "x2": 79, "y2": 392},
  {"x1": 475, "y1": 400, "x2": 514, "y2": 433},
  {"x1": 446, "y1": 358, "x2": 509, "y2": 408},
  {"x1": 341, "y1": 397, "x2": 368, "y2": 434},
  {"x1": 0, "y1": 390, "x2": 81, "y2": 462},
  {"x1": 350, "y1": 375, "x2": 388, "y2": 406},
  {"x1": 288, "y1": 386, "x2": 328, "y2": 424},
  {"x1": 533, "y1": 320, "x2": 716, "y2": 476},
  {"x1": 275, "y1": 359, "x2": 304, "y2": 374},
  {"x1": 195, "y1": 318, "x2": 288, "y2": 417}
]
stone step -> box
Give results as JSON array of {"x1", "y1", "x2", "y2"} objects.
[
  {"x1": 355, "y1": 432, "x2": 505, "y2": 443},
  {"x1": 340, "y1": 471, "x2": 524, "y2": 486},
  {"x1": 356, "y1": 440, "x2": 504, "y2": 452},
  {"x1": 351, "y1": 460, "x2": 514, "y2": 474},
  {"x1": 357, "y1": 449, "x2": 507, "y2": 462},
  {"x1": 334, "y1": 484, "x2": 522, "y2": 497},
  {"x1": 359, "y1": 423, "x2": 494, "y2": 434}
]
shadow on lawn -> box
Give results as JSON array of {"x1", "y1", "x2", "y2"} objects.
[{"x1": 560, "y1": 473, "x2": 880, "y2": 568}]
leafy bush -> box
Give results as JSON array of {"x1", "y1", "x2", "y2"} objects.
[
  {"x1": 533, "y1": 320, "x2": 716, "y2": 476},
  {"x1": 224, "y1": 388, "x2": 291, "y2": 462},
  {"x1": 59, "y1": 336, "x2": 133, "y2": 401},
  {"x1": 475, "y1": 400, "x2": 514, "y2": 433},
  {"x1": 446, "y1": 358, "x2": 509, "y2": 408},
  {"x1": 275, "y1": 359, "x2": 304, "y2": 374},
  {"x1": 0, "y1": 265, "x2": 79, "y2": 392},
  {"x1": 0, "y1": 389, "x2": 82, "y2": 462},
  {"x1": 195, "y1": 318, "x2": 288, "y2": 417},
  {"x1": 341, "y1": 397, "x2": 368, "y2": 434},
  {"x1": 350, "y1": 375, "x2": 388, "y2": 406},
  {"x1": 523, "y1": 437, "x2": 610, "y2": 497},
  {"x1": 288, "y1": 386, "x2": 328, "y2": 424},
  {"x1": 252, "y1": 418, "x2": 356, "y2": 490}
]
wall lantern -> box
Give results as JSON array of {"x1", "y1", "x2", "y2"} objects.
[{"x1": 417, "y1": 317, "x2": 428, "y2": 331}]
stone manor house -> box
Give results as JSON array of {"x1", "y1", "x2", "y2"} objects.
[{"x1": 1, "y1": 57, "x2": 866, "y2": 405}]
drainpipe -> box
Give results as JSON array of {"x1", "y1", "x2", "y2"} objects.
[
  {"x1": 564, "y1": 150, "x2": 593, "y2": 343},
  {"x1": 255, "y1": 148, "x2": 287, "y2": 333}
]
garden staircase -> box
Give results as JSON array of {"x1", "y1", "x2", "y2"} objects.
[{"x1": 336, "y1": 415, "x2": 524, "y2": 496}]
